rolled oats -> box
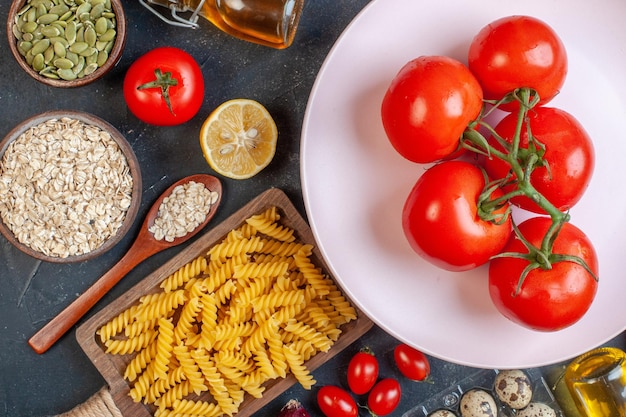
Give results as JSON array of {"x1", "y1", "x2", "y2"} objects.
[
  {"x1": 149, "y1": 181, "x2": 219, "y2": 242},
  {"x1": 0, "y1": 117, "x2": 134, "y2": 258}
]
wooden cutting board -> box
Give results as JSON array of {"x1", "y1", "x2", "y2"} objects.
[{"x1": 76, "y1": 187, "x2": 375, "y2": 417}]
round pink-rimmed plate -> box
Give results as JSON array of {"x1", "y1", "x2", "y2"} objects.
[{"x1": 301, "y1": 0, "x2": 626, "y2": 368}]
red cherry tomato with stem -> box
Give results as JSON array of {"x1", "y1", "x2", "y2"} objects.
[
  {"x1": 394, "y1": 344, "x2": 431, "y2": 382},
  {"x1": 317, "y1": 386, "x2": 358, "y2": 417},
  {"x1": 367, "y1": 378, "x2": 401, "y2": 416},
  {"x1": 347, "y1": 349, "x2": 379, "y2": 395},
  {"x1": 468, "y1": 15, "x2": 567, "y2": 111},
  {"x1": 402, "y1": 160, "x2": 512, "y2": 271},
  {"x1": 489, "y1": 217, "x2": 598, "y2": 331},
  {"x1": 482, "y1": 106, "x2": 595, "y2": 214},
  {"x1": 123, "y1": 47, "x2": 204, "y2": 126},
  {"x1": 381, "y1": 55, "x2": 483, "y2": 163}
]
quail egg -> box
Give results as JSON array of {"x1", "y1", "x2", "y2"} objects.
[
  {"x1": 459, "y1": 389, "x2": 498, "y2": 417},
  {"x1": 428, "y1": 410, "x2": 458, "y2": 417},
  {"x1": 516, "y1": 402, "x2": 557, "y2": 417},
  {"x1": 494, "y1": 369, "x2": 533, "y2": 409}
]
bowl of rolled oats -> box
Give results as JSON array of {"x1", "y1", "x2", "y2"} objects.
[
  {"x1": 0, "y1": 110, "x2": 142, "y2": 263},
  {"x1": 7, "y1": 0, "x2": 126, "y2": 88}
]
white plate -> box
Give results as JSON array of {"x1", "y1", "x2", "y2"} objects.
[{"x1": 301, "y1": 0, "x2": 626, "y2": 369}]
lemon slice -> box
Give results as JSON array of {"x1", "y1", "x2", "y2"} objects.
[{"x1": 200, "y1": 99, "x2": 278, "y2": 180}]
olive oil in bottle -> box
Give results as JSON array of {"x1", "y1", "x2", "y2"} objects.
[
  {"x1": 565, "y1": 347, "x2": 626, "y2": 417},
  {"x1": 140, "y1": 0, "x2": 303, "y2": 49}
]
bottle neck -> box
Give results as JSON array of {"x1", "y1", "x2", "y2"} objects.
[{"x1": 139, "y1": 0, "x2": 207, "y2": 29}]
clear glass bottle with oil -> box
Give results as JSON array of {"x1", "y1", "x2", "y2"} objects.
[
  {"x1": 565, "y1": 347, "x2": 626, "y2": 417},
  {"x1": 139, "y1": 0, "x2": 304, "y2": 49}
]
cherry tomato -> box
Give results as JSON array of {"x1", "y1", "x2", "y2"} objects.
[
  {"x1": 347, "y1": 350, "x2": 379, "y2": 395},
  {"x1": 402, "y1": 161, "x2": 512, "y2": 271},
  {"x1": 381, "y1": 56, "x2": 483, "y2": 163},
  {"x1": 489, "y1": 217, "x2": 598, "y2": 331},
  {"x1": 123, "y1": 46, "x2": 204, "y2": 126},
  {"x1": 468, "y1": 15, "x2": 567, "y2": 110},
  {"x1": 394, "y1": 344, "x2": 430, "y2": 382},
  {"x1": 367, "y1": 378, "x2": 401, "y2": 416},
  {"x1": 317, "y1": 386, "x2": 358, "y2": 417},
  {"x1": 483, "y1": 107, "x2": 595, "y2": 214}
]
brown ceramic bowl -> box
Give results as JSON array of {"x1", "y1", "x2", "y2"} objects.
[
  {"x1": 0, "y1": 110, "x2": 142, "y2": 263},
  {"x1": 7, "y1": 0, "x2": 126, "y2": 88}
]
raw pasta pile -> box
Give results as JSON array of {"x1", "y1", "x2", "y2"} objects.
[{"x1": 97, "y1": 206, "x2": 357, "y2": 416}]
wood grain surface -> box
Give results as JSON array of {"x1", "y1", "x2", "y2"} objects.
[{"x1": 76, "y1": 187, "x2": 374, "y2": 417}]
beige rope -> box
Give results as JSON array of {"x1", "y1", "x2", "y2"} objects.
[{"x1": 55, "y1": 387, "x2": 123, "y2": 417}]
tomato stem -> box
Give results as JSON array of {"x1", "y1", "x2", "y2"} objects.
[
  {"x1": 462, "y1": 87, "x2": 596, "y2": 288},
  {"x1": 137, "y1": 68, "x2": 178, "y2": 115}
]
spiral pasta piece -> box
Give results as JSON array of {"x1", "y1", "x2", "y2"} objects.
[
  {"x1": 283, "y1": 343, "x2": 316, "y2": 390},
  {"x1": 160, "y1": 255, "x2": 208, "y2": 292}
]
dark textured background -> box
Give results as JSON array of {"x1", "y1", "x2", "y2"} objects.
[{"x1": 0, "y1": 1, "x2": 623, "y2": 416}]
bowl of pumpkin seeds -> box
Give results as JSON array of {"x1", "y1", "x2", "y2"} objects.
[{"x1": 7, "y1": 0, "x2": 126, "y2": 88}]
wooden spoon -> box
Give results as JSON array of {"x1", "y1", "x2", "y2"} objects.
[{"x1": 28, "y1": 174, "x2": 222, "y2": 354}]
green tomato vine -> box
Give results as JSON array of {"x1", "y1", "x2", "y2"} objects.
[{"x1": 460, "y1": 87, "x2": 598, "y2": 292}]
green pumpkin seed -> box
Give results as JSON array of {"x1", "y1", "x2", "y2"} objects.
[
  {"x1": 57, "y1": 68, "x2": 77, "y2": 80},
  {"x1": 30, "y1": 38, "x2": 50, "y2": 55},
  {"x1": 69, "y1": 41, "x2": 88, "y2": 53},
  {"x1": 65, "y1": 51, "x2": 79, "y2": 65},
  {"x1": 32, "y1": 53, "x2": 46, "y2": 71},
  {"x1": 38, "y1": 13, "x2": 60, "y2": 25},
  {"x1": 90, "y1": 3, "x2": 104, "y2": 19},
  {"x1": 75, "y1": 2, "x2": 92, "y2": 16},
  {"x1": 94, "y1": 16, "x2": 108, "y2": 34},
  {"x1": 79, "y1": 46, "x2": 97, "y2": 57},
  {"x1": 96, "y1": 49, "x2": 108, "y2": 66},
  {"x1": 49, "y1": 36, "x2": 69, "y2": 47},
  {"x1": 53, "y1": 57, "x2": 74, "y2": 69},
  {"x1": 73, "y1": 55, "x2": 85, "y2": 73},
  {"x1": 18, "y1": 41, "x2": 33, "y2": 53},
  {"x1": 21, "y1": 21, "x2": 38, "y2": 33},
  {"x1": 65, "y1": 20, "x2": 76, "y2": 43},
  {"x1": 98, "y1": 28, "x2": 115, "y2": 42},
  {"x1": 43, "y1": 44, "x2": 55, "y2": 64},
  {"x1": 84, "y1": 26, "x2": 96, "y2": 46},
  {"x1": 40, "y1": 25, "x2": 61, "y2": 37},
  {"x1": 49, "y1": 4, "x2": 69, "y2": 15},
  {"x1": 53, "y1": 40, "x2": 67, "y2": 57},
  {"x1": 40, "y1": 67, "x2": 60, "y2": 79}
]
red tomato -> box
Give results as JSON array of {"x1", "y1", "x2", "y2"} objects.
[
  {"x1": 394, "y1": 344, "x2": 430, "y2": 382},
  {"x1": 123, "y1": 47, "x2": 204, "y2": 126},
  {"x1": 317, "y1": 386, "x2": 358, "y2": 417},
  {"x1": 483, "y1": 107, "x2": 595, "y2": 214},
  {"x1": 367, "y1": 378, "x2": 401, "y2": 416},
  {"x1": 347, "y1": 350, "x2": 379, "y2": 395},
  {"x1": 381, "y1": 56, "x2": 483, "y2": 163},
  {"x1": 402, "y1": 161, "x2": 512, "y2": 271},
  {"x1": 489, "y1": 217, "x2": 598, "y2": 331},
  {"x1": 468, "y1": 15, "x2": 567, "y2": 110}
]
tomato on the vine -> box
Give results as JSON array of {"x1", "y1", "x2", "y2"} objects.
[
  {"x1": 317, "y1": 386, "x2": 358, "y2": 417},
  {"x1": 483, "y1": 107, "x2": 595, "y2": 214},
  {"x1": 394, "y1": 344, "x2": 430, "y2": 382},
  {"x1": 489, "y1": 217, "x2": 598, "y2": 332},
  {"x1": 381, "y1": 56, "x2": 483, "y2": 163},
  {"x1": 123, "y1": 46, "x2": 204, "y2": 126},
  {"x1": 367, "y1": 378, "x2": 401, "y2": 416},
  {"x1": 402, "y1": 161, "x2": 512, "y2": 271},
  {"x1": 347, "y1": 349, "x2": 379, "y2": 395},
  {"x1": 468, "y1": 15, "x2": 567, "y2": 110}
]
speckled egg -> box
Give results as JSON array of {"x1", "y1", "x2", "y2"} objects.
[
  {"x1": 516, "y1": 402, "x2": 557, "y2": 417},
  {"x1": 494, "y1": 369, "x2": 533, "y2": 409},
  {"x1": 428, "y1": 409, "x2": 458, "y2": 417},
  {"x1": 459, "y1": 389, "x2": 498, "y2": 417}
]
